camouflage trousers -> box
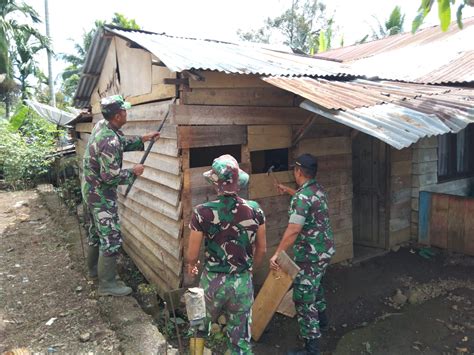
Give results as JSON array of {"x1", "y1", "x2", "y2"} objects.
[
  {"x1": 200, "y1": 269, "x2": 254, "y2": 355},
  {"x1": 293, "y1": 260, "x2": 329, "y2": 339},
  {"x1": 85, "y1": 196, "x2": 122, "y2": 257}
]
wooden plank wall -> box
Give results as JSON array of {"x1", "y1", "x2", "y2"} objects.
[
  {"x1": 389, "y1": 146, "x2": 413, "y2": 246},
  {"x1": 410, "y1": 137, "x2": 438, "y2": 239},
  {"x1": 295, "y1": 124, "x2": 354, "y2": 266},
  {"x1": 419, "y1": 192, "x2": 474, "y2": 256}
]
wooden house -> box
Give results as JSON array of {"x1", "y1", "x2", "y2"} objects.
[{"x1": 72, "y1": 24, "x2": 474, "y2": 296}]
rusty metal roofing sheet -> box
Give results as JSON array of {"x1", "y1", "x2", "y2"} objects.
[
  {"x1": 319, "y1": 18, "x2": 474, "y2": 84},
  {"x1": 108, "y1": 27, "x2": 353, "y2": 76},
  {"x1": 73, "y1": 26, "x2": 356, "y2": 107},
  {"x1": 264, "y1": 76, "x2": 474, "y2": 149}
]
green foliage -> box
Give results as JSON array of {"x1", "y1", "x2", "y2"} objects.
[
  {"x1": 412, "y1": 0, "x2": 472, "y2": 33},
  {"x1": 237, "y1": 0, "x2": 331, "y2": 54},
  {"x1": 56, "y1": 176, "x2": 82, "y2": 212},
  {"x1": 371, "y1": 6, "x2": 405, "y2": 40},
  {"x1": 0, "y1": 104, "x2": 59, "y2": 189}
]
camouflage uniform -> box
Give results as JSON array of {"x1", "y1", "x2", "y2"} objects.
[
  {"x1": 190, "y1": 155, "x2": 264, "y2": 354},
  {"x1": 289, "y1": 178, "x2": 335, "y2": 340},
  {"x1": 82, "y1": 118, "x2": 143, "y2": 256}
]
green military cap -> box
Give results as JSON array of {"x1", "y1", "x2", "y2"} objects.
[{"x1": 100, "y1": 95, "x2": 131, "y2": 116}]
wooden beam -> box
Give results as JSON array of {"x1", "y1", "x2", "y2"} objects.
[
  {"x1": 178, "y1": 125, "x2": 247, "y2": 148},
  {"x1": 172, "y1": 105, "x2": 311, "y2": 125},
  {"x1": 163, "y1": 78, "x2": 189, "y2": 86}
]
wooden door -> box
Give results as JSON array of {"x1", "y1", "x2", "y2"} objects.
[{"x1": 352, "y1": 133, "x2": 388, "y2": 248}]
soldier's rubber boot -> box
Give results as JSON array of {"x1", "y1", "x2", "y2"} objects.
[
  {"x1": 87, "y1": 245, "x2": 99, "y2": 280},
  {"x1": 318, "y1": 309, "x2": 329, "y2": 332},
  {"x1": 97, "y1": 255, "x2": 132, "y2": 296},
  {"x1": 287, "y1": 338, "x2": 320, "y2": 355}
]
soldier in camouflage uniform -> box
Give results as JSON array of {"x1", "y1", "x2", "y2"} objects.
[
  {"x1": 82, "y1": 95, "x2": 160, "y2": 297},
  {"x1": 270, "y1": 154, "x2": 335, "y2": 355},
  {"x1": 186, "y1": 154, "x2": 267, "y2": 354}
]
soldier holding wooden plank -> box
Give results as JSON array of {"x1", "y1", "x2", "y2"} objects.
[{"x1": 271, "y1": 154, "x2": 335, "y2": 355}]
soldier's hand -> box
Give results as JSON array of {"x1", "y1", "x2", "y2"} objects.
[
  {"x1": 142, "y1": 131, "x2": 160, "y2": 142},
  {"x1": 270, "y1": 253, "x2": 280, "y2": 271},
  {"x1": 275, "y1": 183, "x2": 287, "y2": 195},
  {"x1": 133, "y1": 164, "x2": 145, "y2": 176}
]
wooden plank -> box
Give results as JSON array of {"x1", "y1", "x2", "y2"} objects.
[
  {"x1": 412, "y1": 148, "x2": 437, "y2": 162},
  {"x1": 181, "y1": 87, "x2": 295, "y2": 107},
  {"x1": 318, "y1": 154, "x2": 352, "y2": 172},
  {"x1": 115, "y1": 37, "x2": 152, "y2": 98},
  {"x1": 122, "y1": 221, "x2": 181, "y2": 276},
  {"x1": 297, "y1": 136, "x2": 351, "y2": 157},
  {"x1": 93, "y1": 38, "x2": 120, "y2": 114},
  {"x1": 464, "y1": 198, "x2": 474, "y2": 256},
  {"x1": 178, "y1": 125, "x2": 247, "y2": 148},
  {"x1": 119, "y1": 178, "x2": 180, "y2": 208},
  {"x1": 122, "y1": 121, "x2": 177, "y2": 140},
  {"x1": 189, "y1": 71, "x2": 272, "y2": 89},
  {"x1": 418, "y1": 191, "x2": 431, "y2": 244},
  {"x1": 429, "y1": 194, "x2": 449, "y2": 249},
  {"x1": 247, "y1": 125, "x2": 292, "y2": 151},
  {"x1": 390, "y1": 147, "x2": 412, "y2": 162},
  {"x1": 329, "y1": 199, "x2": 352, "y2": 218},
  {"x1": 252, "y1": 251, "x2": 300, "y2": 341},
  {"x1": 331, "y1": 243, "x2": 353, "y2": 264},
  {"x1": 412, "y1": 173, "x2": 437, "y2": 188},
  {"x1": 249, "y1": 171, "x2": 295, "y2": 199},
  {"x1": 120, "y1": 211, "x2": 181, "y2": 265},
  {"x1": 412, "y1": 161, "x2": 437, "y2": 175},
  {"x1": 123, "y1": 160, "x2": 181, "y2": 190},
  {"x1": 123, "y1": 240, "x2": 180, "y2": 297},
  {"x1": 149, "y1": 138, "x2": 179, "y2": 158},
  {"x1": 332, "y1": 214, "x2": 353, "y2": 232},
  {"x1": 334, "y1": 227, "x2": 353, "y2": 246},
  {"x1": 119, "y1": 188, "x2": 181, "y2": 221},
  {"x1": 326, "y1": 184, "x2": 353, "y2": 204},
  {"x1": 172, "y1": 105, "x2": 311, "y2": 126},
  {"x1": 276, "y1": 290, "x2": 296, "y2": 318},
  {"x1": 447, "y1": 195, "x2": 465, "y2": 253},
  {"x1": 391, "y1": 161, "x2": 412, "y2": 176},
  {"x1": 390, "y1": 227, "x2": 411, "y2": 246},
  {"x1": 75, "y1": 122, "x2": 93, "y2": 133},
  {"x1": 318, "y1": 170, "x2": 352, "y2": 188},
  {"x1": 124, "y1": 151, "x2": 181, "y2": 176}
]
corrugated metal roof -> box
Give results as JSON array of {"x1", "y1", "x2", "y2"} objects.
[
  {"x1": 25, "y1": 100, "x2": 78, "y2": 126},
  {"x1": 74, "y1": 26, "x2": 355, "y2": 108},
  {"x1": 264, "y1": 77, "x2": 474, "y2": 149},
  {"x1": 319, "y1": 18, "x2": 474, "y2": 84}
]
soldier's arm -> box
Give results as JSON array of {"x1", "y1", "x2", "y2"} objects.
[
  {"x1": 186, "y1": 230, "x2": 203, "y2": 276},
  {"x1": 98, "y1": 137, "x2": 136, "y2": 186},
  {"x1": 123, "y1": 136, "x2": 144, "y2": 152},
  {"x1": 253, "y1": 223, "x2": 267, "y2": 269}
]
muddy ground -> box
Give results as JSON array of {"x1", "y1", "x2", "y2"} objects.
[{"x1": 1, "y1": 187, "x2": 473, "y2": 354}]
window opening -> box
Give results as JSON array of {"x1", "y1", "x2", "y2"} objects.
[
  {"x1": 189, "y1": 144, "x2": 241, "y2": 168},
  {"x1": 250, "y1": 148, "x2": 289, "y2": 174}
]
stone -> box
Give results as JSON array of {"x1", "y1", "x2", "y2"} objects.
[
  {"x1": 218, "y1": 315, "x2": 227, "y2": 325},
  {"x1": 392, "y1": 289, "x2": 407, "y2": 306},
  {"x1": 79, "y1": 332, "x2": 91, "y2": 342},
  {"x1": 408, "y1": 289, "x2": 422, "y2": 304}
]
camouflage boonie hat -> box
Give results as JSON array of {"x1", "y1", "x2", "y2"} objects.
[
  {"x1": 203, "y1": 154, "x2": 249, "y2": 194},
  {"x1": 100, "y1": 95, "x2": 131, "y2": 117}
]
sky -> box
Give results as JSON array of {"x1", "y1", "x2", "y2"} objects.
[{"x1": 23, "y1": 0, "x2": 474, "y2": 85}]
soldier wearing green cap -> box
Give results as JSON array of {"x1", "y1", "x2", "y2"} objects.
[
  {"x1": 185, "y1": 154, "x2": 267, "y2": 354},
  {"x1": 270, "y1": 154, "x2": 335, "y2": 355},
  {"x1": 82, "y1": 95, "x2": 160, "y2": 297}
]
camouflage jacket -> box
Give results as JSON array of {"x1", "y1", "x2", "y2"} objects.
[
  {"x1": 289, "y1": 178, "x2": 335, "y2": 263},
  {"x1": 189, "y1": 195, "x2": 265, "y2": 274},
  {"x1": 81, "y1": 119, "x2": 143, "y2": 204}
]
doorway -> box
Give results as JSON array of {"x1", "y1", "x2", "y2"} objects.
[{"x1": 352, "y1": 133, "x2": 389, "y2": 261}]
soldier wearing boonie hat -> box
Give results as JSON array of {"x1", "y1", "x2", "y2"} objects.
[
  {"x1": 270, "y1": 153, "x2": 335, "y2": 355},
  {"x1": 81, "y1": 94, "x2": 160, "y2": 297},
  {"x1": 186, "y1": 154, "x2": 267, "y2": 354}
]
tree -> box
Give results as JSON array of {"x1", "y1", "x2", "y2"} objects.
[
  {"x1": 60, "y1": 13, "x2": 140, "y2": 103},
  {"x1": 0, "y1": 0, "x2": 48, "y2": 117},
  {"x1": 412, "y1": 0, "x2": 474, "y2": 32},
  {"x1": 371, "y1": 6, "x2": 405, "y2": 40},
  {"x1": 237, "y1": 0, "x2": 331, "y2": 54}
]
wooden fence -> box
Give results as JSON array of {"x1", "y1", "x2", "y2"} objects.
[{"x1": 419, "y1": 191, "x2": 474, "y2": 255}]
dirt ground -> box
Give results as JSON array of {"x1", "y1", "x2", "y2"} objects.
[{"x1": 1, "y1": 187, "x2": 474, "y2": 354}]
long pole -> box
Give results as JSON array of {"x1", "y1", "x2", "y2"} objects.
[{"x1": 44, "y1": 0, "x2": 56, "y2": 107}]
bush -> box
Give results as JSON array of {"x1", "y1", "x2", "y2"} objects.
[{"x1": 0, "y1": 105, "x2": 62, "y2": 189}]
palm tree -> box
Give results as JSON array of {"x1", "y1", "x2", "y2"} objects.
[
  {"x1": 0, "y1": 0, "x2": 48, "y2": 117},
  {"x1": 371, "y1": 6, "x2": 405, "y2": 40}
]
